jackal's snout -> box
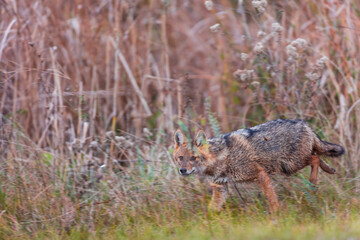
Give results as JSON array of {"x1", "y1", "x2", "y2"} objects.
[{"x1": 179, "y1": 167, "x2": 196, "y2": 176}]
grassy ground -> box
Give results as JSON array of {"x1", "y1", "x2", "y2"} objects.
[
  {"x1": 2, "y1": 198, "x2": 360, "y2": 239},
  {"x1": 0, "y1": 160, "x2": 359, "y2": 239},
  {"x1": 38, "y1": 214, "x2": 360, "y2": 240}
]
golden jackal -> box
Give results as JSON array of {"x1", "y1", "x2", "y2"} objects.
[{"x1": 173, "y1": 119, "x2": 345, "y2": 212}]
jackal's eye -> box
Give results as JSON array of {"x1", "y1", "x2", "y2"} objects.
[
  {"x1": 178, "y1": 156, "x2": 184, "y2": 161},
  {"x1": 190, "y1": 156, "x2": 196, "y2": 161}
]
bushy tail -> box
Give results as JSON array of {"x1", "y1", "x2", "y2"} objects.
[{"x1": 314, "y1": 137, "x2": 345, "y2": 157}]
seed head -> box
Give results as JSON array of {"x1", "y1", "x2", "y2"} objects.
[
  {"x1": 286, "y1": 44, "x2": 299, "y2": 58},
  {"x1": 254, "y1": 42, "x2": 264, "y2": 54},
  {"x1": 316, "y1": 56, "x2": 328, "y2": 70},
  {"x1": 71, "y1": 138, "x2": 83, "y2": 152},
  {"x1": 204, "y1": 0, "x2": 213, "y2": 10},
  {"x1": 115, "y1": 136, "x2": 126, "y2": 143},
  {"x1": 291, "y1": 38, "x2": 307, "y2": 50},
  {"x1": 114, "y1": 136, "x2": 134, "y2": 149},
  {"x1": 257, "y1": 31, "x2": 266, "y2": 38},
  {"x1": 251, "y1": 81, "x2": 260, "y2": 87},
  {"x1": 89, "y1": 141, "x2": 99, "y2": 150},
  {"x1": 240, "y1": 53, "x2": 249, "y2": 61},
  {"x1": 233, "y1": 69, "x2": 254, "y2": 82},
  {"x1": 252, "y1": 0, "x2": 267, "y2": 14},
  {"x1": 143, "y1": 128, "x2": 153, "y2": 138},
  {"x1": 106, "y1": 131, "x2": 115, "y2": 139},
  {"x1": 271, "y1": 22, "x2": 283, "y2": 32},
  {"x1": 306, "y1": 72, "x2": 321, "y2": 81},
  {"x1": 210, "y1": 23, "x2": 220, "y2": 32}
]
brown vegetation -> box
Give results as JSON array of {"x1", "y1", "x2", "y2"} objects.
[{"x1": 0, "y1": 0, "x2": 359, "y2": 238}]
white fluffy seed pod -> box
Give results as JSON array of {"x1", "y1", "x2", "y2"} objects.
[
  {"x1": 210, "y1": 23, "x2": 220, "y2": 32},
  {"x1": 254, "y1": 42, "x2": 264, "y2": 54},
  {"x1": 271, "y1": 22, "x2": 283, "y2": 32},
  {"x1": 204, "y1": 0, "x2": 213, "y2": 10},
  {"x1": 240, "y1": 53, "x2": 249, "y2": 61},
  {"x1": 316, "y1": 56, "x2": 329, "y2": 70}
]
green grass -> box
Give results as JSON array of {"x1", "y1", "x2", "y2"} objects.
[
  {"x1": 119, "y1": 215, "x2": 360, "y2": 240},
  {"x1": 2, "y1": 208, "x2": 360, "y2": 240}
]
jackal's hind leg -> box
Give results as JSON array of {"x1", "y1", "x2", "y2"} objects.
[
  {"x1": 319, "y1": 158, "x2": 336, "y2": 174},
  {"x1": 209, "y1": 183, "x2": 227, "y2": 211},
  {"x1": 309, "y1": 155, "x2": 320, "y2": 185},
  {"x1": 256, "y1": 167, "x2": 279, "y2": 213}
]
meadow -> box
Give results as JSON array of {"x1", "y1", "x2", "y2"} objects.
[{"x1": 0, "y1": 0, "x2": 360, "y2": 239}]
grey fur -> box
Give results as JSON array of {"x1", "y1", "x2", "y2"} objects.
[{"x1": 202, "y1": 119, "x2": 343, "y2": 181}]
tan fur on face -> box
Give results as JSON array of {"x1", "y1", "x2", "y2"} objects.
[{"x1": 173, "y1": 130, "x2": 199, "y2": 172}]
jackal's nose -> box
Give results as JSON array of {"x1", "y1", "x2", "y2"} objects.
[{"x1": 179, "y1": 168, "x2": 187, "y2": 174}]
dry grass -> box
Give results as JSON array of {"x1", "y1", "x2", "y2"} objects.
[{"x1": 0, "y1": 0, "x2": 360, "y2": 239}]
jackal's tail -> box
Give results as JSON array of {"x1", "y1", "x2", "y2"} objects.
[{"x1": 313, "y1": 136, "x2": 345, "y2": 157}]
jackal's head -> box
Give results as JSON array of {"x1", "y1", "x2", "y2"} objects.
[{"x1": 173, "y1": 129, "x2": 210, "y2": 176}]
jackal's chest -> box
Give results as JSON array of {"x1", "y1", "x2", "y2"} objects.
[{"x1": 202, "y1": 159, "x2": 229, "y2": 184}]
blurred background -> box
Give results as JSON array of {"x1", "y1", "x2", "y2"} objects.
[{"x1": 1, "y1": 0, "x2": 360, "y2": 238}]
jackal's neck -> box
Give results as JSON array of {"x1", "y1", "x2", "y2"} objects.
[
  {"x1": 201, "y1": 136, "x2": 230, "y2": 177},
  {"x1": 207, "y1": 136, "x2": 230, "y2": 158}
]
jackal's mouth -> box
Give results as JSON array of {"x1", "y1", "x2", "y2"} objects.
[{"x1": 179, "y1": 167, "x2": 196, "y2": 176}]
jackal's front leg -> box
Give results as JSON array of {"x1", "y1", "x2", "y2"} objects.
[
  {"x1": 256, "y1": 167, "x2": 279, "y2": 213},
  {"x1": 309, "y1": 155, "x2": 320, "y2": 185},
  {"x1": 209, "y1": 182, "x2": 227, "y2": 211}
]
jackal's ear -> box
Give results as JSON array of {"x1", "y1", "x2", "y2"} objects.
[
  {"x1": 194, "y1": 130, "x2": 207, "y2": 147},
  {"x1": 174, "y1": 129, "x2": 186, "y2": 148}
]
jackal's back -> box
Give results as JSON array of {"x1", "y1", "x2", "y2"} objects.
[{"x1": 208, "y1": 119, "x2": 326, "y2": 178}]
